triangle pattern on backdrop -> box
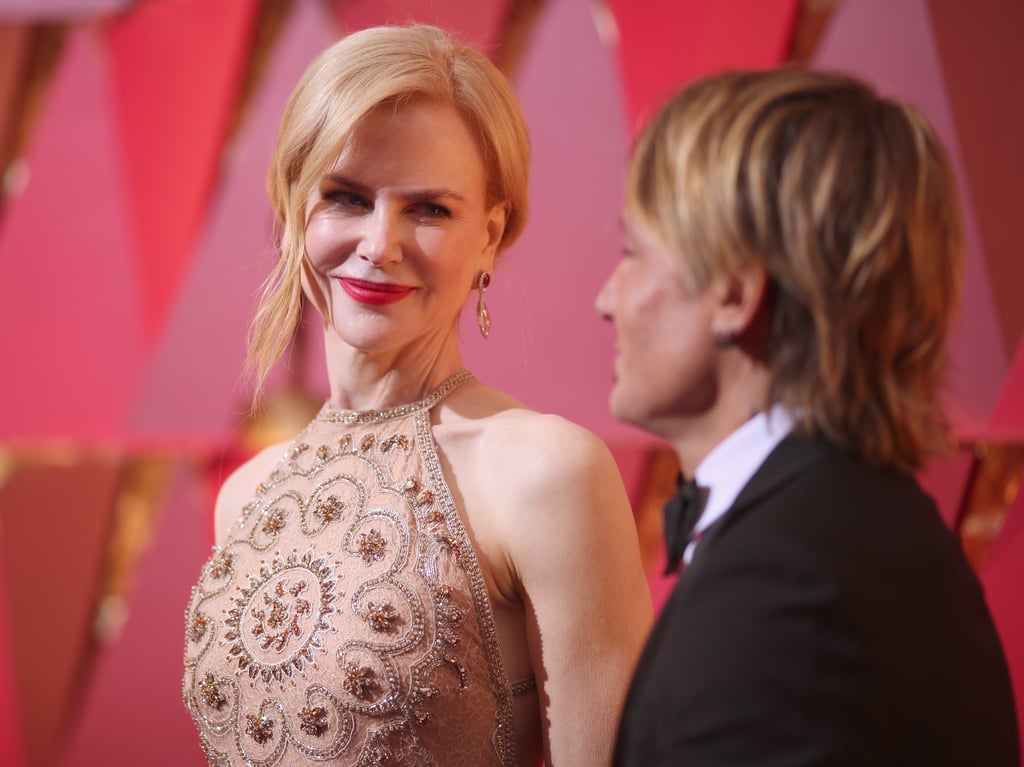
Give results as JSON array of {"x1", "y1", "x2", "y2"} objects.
[
  {"x1": 60, "y1": 461, "x2": 212, "y2": 766},
  {"x1": 128, "y1": 0, "x2": 338, "y2": 442},
  {"x1": 105, "y1": 0, "x2": 261, "y2": 340},
  {"x1": 334, "y1": 0, "x2": 510, "y2": 57},
  {"x1": 928, "y1": 0, "x2": 1024, "y2": 358},
  {"x1": 607, "y1": 0, "x2": 801, "y2": 132},
  {"x1": 0, "y1": 26, "x2": 142, "y2": 441}
]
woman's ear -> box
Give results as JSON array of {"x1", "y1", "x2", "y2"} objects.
[{"x1": 483, "y1": 201, "x2": 509, "y2": 259}]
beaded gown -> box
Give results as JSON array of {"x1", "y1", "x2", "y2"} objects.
[{"x1": 183, "y1": 371, "x2": 528, "y2": 766}]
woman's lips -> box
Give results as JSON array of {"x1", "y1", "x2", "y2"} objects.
[{"x1": 337, "y1": 277, "x2": 414, "y2": 305}]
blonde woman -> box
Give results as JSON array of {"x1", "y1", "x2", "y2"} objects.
[{"x1": 183, "y1": 25, "x2": 652, "y2": 767}]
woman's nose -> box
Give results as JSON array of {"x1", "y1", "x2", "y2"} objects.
[{"x1": 357, "y1": 205, "x2": 402, "y2": 266}]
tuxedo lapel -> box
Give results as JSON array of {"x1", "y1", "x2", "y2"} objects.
[
  {"x1": 618, "y1": 435, "x2": 849, "y2": 763},
  {"x1": 626, "y1": 436, "x2": 841, "y2": 713},
  {"x1": 692, "y1": 435, "x2": 840, "y2": 561}
]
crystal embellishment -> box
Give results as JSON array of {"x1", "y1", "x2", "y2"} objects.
[
  {"x1": 298, "y1": 705, "x2": 329, "y2": 737},
  {"x1": 342, "y1": 661, "x2": 380, "y2": 700},
  {"x1": 245, "y1": 713, "x2": 274, "y2": 744},
  {"x1": 356, "y1": 528, "x2": 387, "y2": 564}
]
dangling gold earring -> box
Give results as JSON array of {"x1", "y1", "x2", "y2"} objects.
[{"x1": 476, "y1": 271, "x2": 491, "y2": 338}]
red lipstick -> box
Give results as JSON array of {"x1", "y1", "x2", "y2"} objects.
[{"x1": 338, "y1": 278, "x2": 414, "y2": 305}]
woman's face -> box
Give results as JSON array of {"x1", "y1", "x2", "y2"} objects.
[
  {"x1": 596, "y1": 214, "x2": 720, "y2": 435},
  {"x1": 303, "y1": 99, "x2": 505, "y2": 356}
]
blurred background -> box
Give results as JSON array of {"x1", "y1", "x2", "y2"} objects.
[{"x1": 0, "y1": 0, "x2": 1021, "y2": 764}]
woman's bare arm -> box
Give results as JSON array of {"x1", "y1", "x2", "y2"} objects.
[
  {"x1": 486, "y1": 414, "x2": 654, "y2": 766},
  {"x1": 212, "y1": 443, "x2": 288, "y2": 545}
]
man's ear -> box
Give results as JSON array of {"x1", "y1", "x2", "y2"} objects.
[{"x1": 709, "y1": 263, "x2": 768, "y2": 342}]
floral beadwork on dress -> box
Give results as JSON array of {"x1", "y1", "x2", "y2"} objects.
[
  {"x1": 223, "y1": 550, "x2": 337, "y2": 675},
  {"x1": 182, "y1": 371, "x2": 517, "y2": 766}
]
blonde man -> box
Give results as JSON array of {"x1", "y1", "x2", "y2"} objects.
[{"x1": 598, "y1": 69, "x2": 1018, "y2": 766}]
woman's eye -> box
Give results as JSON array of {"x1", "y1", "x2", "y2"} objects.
[
  {"x1": 326, "y1": 190, "x2": 369, "y2": 209},
  {"x1": 414, "y1": 203, "x2": 451, "y2": 220}
]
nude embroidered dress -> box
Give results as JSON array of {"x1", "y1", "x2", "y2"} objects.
[{"x1": 183, "y1": 371, "x2": 524, "y2": 766}]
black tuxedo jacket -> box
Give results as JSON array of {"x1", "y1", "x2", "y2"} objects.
[{"x1": 615, "y1": 435, "x2": 1019, "y2": 766}]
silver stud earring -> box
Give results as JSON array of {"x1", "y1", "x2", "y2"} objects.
[
  {"x1": 476, "y1": 271, "x2": 491, "y2": 338},
  {"x1": 712, "y1": 327, "x2": 736, "y2": 346}
]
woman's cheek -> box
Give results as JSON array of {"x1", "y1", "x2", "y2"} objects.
[{"x1": 300, "y1": 256, "x2": 332, "y2": 320}]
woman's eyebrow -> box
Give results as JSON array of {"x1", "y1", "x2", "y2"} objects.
[
  {"x1": 323, "y1": 174, "x2": 466, "y2": 204},
  {"x1": 402, "y1": 188, "x2": 466, "y2": 203}
]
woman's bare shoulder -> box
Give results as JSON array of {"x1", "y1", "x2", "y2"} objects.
[
  {"x1": 213, "y1": 441, "x2": 291, "y2": 545},
  {"x1": 447, "y1": 383, "x2": 625, "y2": 514},
  {"x1": 445, "y1": 380, "x2": 615, "y2": 475},
  {"x1": 493, "y1": 409, "x2": 614, "y2": 474}
]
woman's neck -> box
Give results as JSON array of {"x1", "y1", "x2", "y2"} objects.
[{"x1": 322, "y1": 329, "x2": 466, "y2": 411}]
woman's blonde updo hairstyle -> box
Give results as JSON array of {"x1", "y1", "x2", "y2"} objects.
[{"x1": 248, "y1": 24, "x2": 530, "y2": 393}]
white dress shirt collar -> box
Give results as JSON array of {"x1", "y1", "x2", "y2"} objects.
[{"x1": 684, "y1": 404, "x2": 795, "y2": 564}]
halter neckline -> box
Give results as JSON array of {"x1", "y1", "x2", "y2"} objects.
[{"x1": 315, "y1": 369, "x2": 473, "y2": 426}]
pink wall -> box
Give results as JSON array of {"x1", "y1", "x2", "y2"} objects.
[{"x1": 60, "y1": 464, "x2": 211, "y2": 767}]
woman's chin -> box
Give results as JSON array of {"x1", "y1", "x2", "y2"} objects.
[{"x1": 324, "y1": 321, "x2": 403, "y2": 354}]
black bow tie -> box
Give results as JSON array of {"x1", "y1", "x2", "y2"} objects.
[{"x1": 663, "y1": 473, "x2": 709, "y2": 574}]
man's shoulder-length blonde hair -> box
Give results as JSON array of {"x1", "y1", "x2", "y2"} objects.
[
  {"x1": 248, "y1": 24, "x2": 531, "y2": 394},
  {"x1": 628, "y1": 68, "x2": 963, "y2": 472}
]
